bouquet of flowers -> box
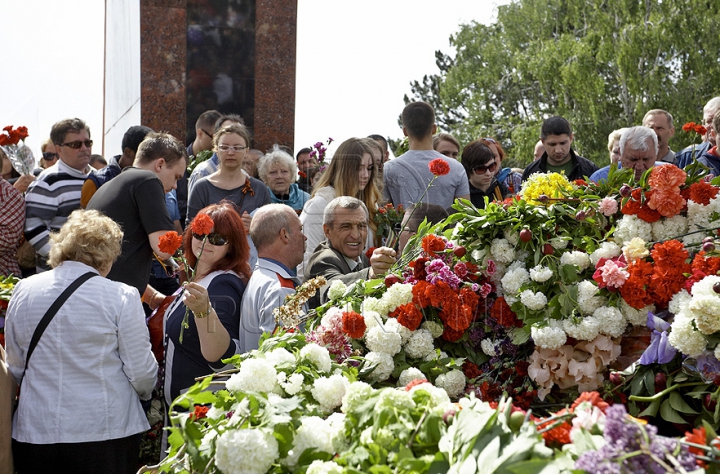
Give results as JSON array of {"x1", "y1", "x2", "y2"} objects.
[{"x1": 0, "y1": 125, "x2": 34, "y2": 175}]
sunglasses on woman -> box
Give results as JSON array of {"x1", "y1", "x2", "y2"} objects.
[
  {"x1": 192, "y1": 232, "x2": 229, "y2": 246},
  {"x1": 472, "y1": 162, "x2": 497, "y2": 174}
]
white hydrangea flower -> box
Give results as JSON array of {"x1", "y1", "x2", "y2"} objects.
[
  {"x1": 688, "y1": 296, "x2": 720, "y2": 335},
  {"x1": 341, "y1": 381, "x2": 374, "y2": 413},
  {"x1": 398, "y1": 367, "x2": 426, "y2": 387},
  {"x1": 216, "y1": 428, "x2": 278, "y2": 474},
  {"x1": 424, "y1": 350, "x2": 448, "y2": 361},
  {"x1": 421, "y1": 320, "x2": 444, "y2": 339},
  {"x1": 563, "y1": 316, "x2": 600, "y2": 341},
  {"x1": 692, "y1": 275, "x2": 720, "y2": 297},
  {"x1": 226, "y1": 358, "x2": 277, "y2": 393},
  {"x1": 311, "y1": 373, "x2": 350, "y2": 413},
  {"x1": 490, "y1": 238, "x2": 515, "y2": 264},
  {"x1": 505, "y1": 295, "x2": 518, "y2": 305},
  {"x1": 307, "y1": 460, "x2": 343, "y2": 474},
  {"x1": 560, "y1": 251, "x2": 591, "y2": 271},
  {"x1": 265, "y1": 348, "x2": 296, "y2": 368},
  {"x1": 589, "y1": 241, "x2": 622, "y2": 266},
  {"x1": 377, "y1": 387, "x2": 416, "y2": 411},
  {"x1": 365, "y1": 325, "x2": 402, "y2": 355},
  {"x1": 520, "y1": 289, "x2": 547, "y2": 310},
  {"x1": 480, "y1": 338, "x2": 497, "y2": 356},
  {"x1": 385, "y1": 317, "x2": 413, "y2": 344},
  {"x1": 404, "y1": 329, "x2": 435, "y2": 358},
  {"x1": 364, "y1": 351, "x2": 394, "y2": 381},
  {"x1": 300, "y1": 343, "x2": 332, "y2": 373},
  {"x1": 593, "y1": 306, "x2": 627, "y2": 338},
  {"x1": 327, "y1": 280, "x2": 347, "y2": 301},
  {"x1": 549, "y1": 236, "x2": 569, "y2": 250},
  {"x1": 362, "y1": 297, "x2": 387, "y2": 316},
  {"x1": 501, "y1": 265, "x2": 530, "y2": 295},
  {"x1": 206, "y1": 406, "x2": 225, "y2": 420},
  {"x1": 409, "y1": 382, "x2": 452, "y2": 408},
  {"x1": 363, "y1": 310, "x2": 383, "y2": 331},
  {"x1": 668, "y1": 313, "x2": 707, "y2": 357},
  {"x1": 620, "y1": 300, "x2": 655, "y2": 326},
  {"x1": 652, "y1": 215, "x2": 688, "y2": 242},
  {"x1": 669, "y1": 289, "x2": 692, "y2": 315},
  {"x1": 382, "y1": 283, "x2": 414, "y2": 310},
  {"x1": 283, "y1": 417, "x2": 337, "y2": 468},
  {"x1": 531, "y1": 324, "x2": 567, "y2": 350},
  {"x1": 529, "y1": 264, "x2": 554, "y2": 283},
  {"x1": 613, "y1": 215, "x2": 653, "y2": 245},
  {"x1": 279, "y1": 373, "x2": 304, "y2": 395},
  {"x1": 435, "y1": 369, "x2": 466, "y2": 398}
]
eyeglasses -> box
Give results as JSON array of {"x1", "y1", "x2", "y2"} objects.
[
  {"x1": 59, "y1": 140, "x2": 93, "y2": 149},
  {"x1": 481, "y1": 137, "x2": 497, "y2": 144},
  {"x1": 217, "y1": 144, "x2": 248, "y2": 153},
  {"x1": 201, "y1": 128, "x2": 213, "y2": 139},
  {"x1": 472, "y1": 162, "x2": 498, "y2": 174},
  {"x1": 42, "y1": 152, "x2": 59, "y2": 160},
  {"x1": 192, "y1": 232, "x2": 229, "y2": 246}
]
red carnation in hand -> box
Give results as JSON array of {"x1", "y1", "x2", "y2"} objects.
[
  {"x1": 428, "y1": 158, "x2": 450, "y2": 176},
  {"x1": 341, "y1": 311, "x2": 366, "y2": 338},
  {"x1": 158, "y1": 231, "x2": 183, "y2": 255},
  {"x1": 682, "y1": 122, "x2": 696, "y2": 133},
  {"x1": 191, "y1": 213, "x2": 214, "y2": 235}
]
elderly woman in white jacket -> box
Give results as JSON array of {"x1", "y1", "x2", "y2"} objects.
[
  {"x1": 5, "y1": 210, "x2": 157, "y2": 474},
  {"x1": 298, "y1": 138, "x2": 382, "y2": 279}
]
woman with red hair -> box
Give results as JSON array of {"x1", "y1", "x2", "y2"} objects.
[{"x1": 163, "y1": 201, "x2": 252, "y2": 407}]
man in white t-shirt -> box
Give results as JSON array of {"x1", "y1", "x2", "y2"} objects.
[{"x1": 383, "y1": 101, "x2": 469, "y2": 209}]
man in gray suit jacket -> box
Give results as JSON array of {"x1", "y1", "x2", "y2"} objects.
[{"x1": 305, "y1": 196, "x2": 396, "y2": 308}]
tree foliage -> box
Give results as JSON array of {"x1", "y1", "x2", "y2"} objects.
[{"x1": 405, "y1": 0, "x2": 720, "y2": 167}]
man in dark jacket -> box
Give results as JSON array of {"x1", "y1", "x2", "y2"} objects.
[{"x1": 521, "y1": 116, "x2": 598, "y2": 183}]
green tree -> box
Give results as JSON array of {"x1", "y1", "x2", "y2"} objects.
[{"x1": 406, "y1": 0, "x2": 720, "y2": 168}]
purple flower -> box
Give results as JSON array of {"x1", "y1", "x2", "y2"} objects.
[
  {"x1": 314, "y1": 142, "x2": 323, "y2": 149},
  {"x1": 309, "y1": 150, "x2": 317, "y2": 158},
  {"x1": 639, "y1": 312, "x2": 676, "y2": 365}
]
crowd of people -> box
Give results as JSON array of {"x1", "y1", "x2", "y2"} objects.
[{"x1": 2, "y1": 95, "x2": 720, "y2": 471}]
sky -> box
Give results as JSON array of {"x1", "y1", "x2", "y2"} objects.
[{"x1": 1, "y1": 0, "x2": 509, "y2": 163}]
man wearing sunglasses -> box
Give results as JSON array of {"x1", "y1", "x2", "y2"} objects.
[
  {"x1": 24, "y1": 118, "x2": 94, "y2": 272},
  {"x1": 87, "y1": 132, "x2": 187, "y2": 299},
  {"x1": 521, "y1": 116, "x2": 598, "y2": 184}
]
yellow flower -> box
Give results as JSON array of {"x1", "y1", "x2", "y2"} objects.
[{"x1": 520, "y1": 172, "x2": 574, "y2": 205}]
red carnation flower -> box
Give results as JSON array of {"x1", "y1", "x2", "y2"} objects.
[
  {"x1": 191, "y1": 213, "x2": 214, "y2": 236},
  {"x1": 158, "y1": 231, "x2": 183, "y2": 255},
  {"x1": 428, "y1": 158, "x2": 450, "y2": 176},
  {"x1": 695, "y1": 124, "x2": 708, "y2": 135},
  {"x1": 341, "y1": 311, "x2": 366, "y2": 338},
  {"x1": 682, "y1": 122, "x2": 696, "y2": 133},
  {"x1": 191, "y1": 405, "x2": 209, "y2": 420}
]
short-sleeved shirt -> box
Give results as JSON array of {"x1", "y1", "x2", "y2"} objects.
[
  {"x1": 87, "y1": 167, "x2": 174, "y2": 294},
  {"x1": 382, "y1": 150, "x2": 469, "y2": 209},
  {"x1": 186, "y1": 176, "x2": 271, "y2": 226}
]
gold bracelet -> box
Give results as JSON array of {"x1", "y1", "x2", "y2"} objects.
[{"x1": 193, "y1": 305, "x2": 211, "y2": 319}]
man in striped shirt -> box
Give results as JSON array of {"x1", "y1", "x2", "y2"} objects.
[{"x1": 24, "y1": 118, "x2": 92, "y2": 272}]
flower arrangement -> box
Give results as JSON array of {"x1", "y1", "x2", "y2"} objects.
[
  {"x1": 0, "y1": 125, "x2": 34, "y2": 175},
  {"x1": 373, "y1": 202, "x2": 405, "y2": 245}
]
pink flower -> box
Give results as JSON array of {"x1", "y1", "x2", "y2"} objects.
[
  {"x1": 479, "y1": 283, "x2": 493, "y2": 299},
  {"x1": 598, "y1": 197, "x2": 618, "y2": 216},
  {"x1": 592, "y1": 259, "x2": 629, "y2": 289},
  {"x1": 486, "y1": 260, "x2": 496, "y2": 276}
]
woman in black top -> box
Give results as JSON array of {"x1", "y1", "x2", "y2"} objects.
[{"x1": 461, "y1": 141, "x2": 509, "y2": 209}]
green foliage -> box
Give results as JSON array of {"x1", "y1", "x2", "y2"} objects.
[{"x1": 406, "y1": 0, "x2": 720, "y2": 167}]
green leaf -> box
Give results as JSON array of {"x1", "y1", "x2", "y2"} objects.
[
  {"x1": 660, "y1": 399, "x2": 687, "y2": 424},
  {"x1": 643, "y1": 370, "x2": 656, "y2": 396},
  {"x1": 669, "y1": 390, "x2": 699, "y2": 414},
  {"x1": 638, "y1": 400, "x2": 659, "y2": 418}
]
